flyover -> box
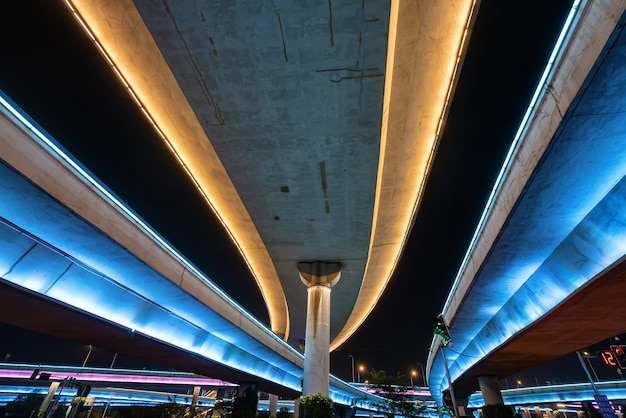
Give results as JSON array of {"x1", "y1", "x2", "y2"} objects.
[
  {"x1": 0, "y1": 0, "x2": 481, "y2": 398},
  {"x1": 467, "y1": 381, "x2": 626, "y2": 411},
  {"x1": 0, "y1": 0, "x2": 619, "y2": 414},
  {"x1": 427, "y1": 0, "x2": 626, "y2": 409},
  {"x1": 0, "y1": 100, "x2": 385, "y2": 408},
  {"x1": 49, "y1": 0, "x2": 476, "y2": 352}
]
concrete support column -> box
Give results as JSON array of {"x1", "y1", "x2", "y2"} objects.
[
  {"x1": 523, "y1": 407, "x2": 533, "y2": 418},
  {"x1": 478, "y1": 375, "x2": 504, "y2": 405},
  {"x1": 37, "y1": 381, "x2": 60, "y2": 418},
  {"x1": 191, "y1": 386, "x2": 201, "y2": 410},
  {"x1": 269, "y1": 393, "x2": 278, "y2": 418},
  {"x1": 298, "y1": 261, "x2": 341, "y2": 396}
]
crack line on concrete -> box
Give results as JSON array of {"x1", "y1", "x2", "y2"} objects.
[
  {"x1": 3, "y1": 242, "x2": 37, "y2": 277},
  {"x1": 317, "y1": 67, "x2": 382, "y2": 83},
  {"x1": 328, "y1": 0, "x2": 334, "y2": 47},
  {"x1": 276, "y1": 13, "x2": 288, "y2": 62},
  {"x1": 330, "y1": 73, "x2": 383, "y2": 83},
  {"x1": 42, "y1": 262, "x2": 74, "y2": 295},
  {"x1": 163, "y1": 0, "x2": 225, "y2": 126},
  {"x1": 319, "y1": 161, "x2": 330, "y2": 214}
]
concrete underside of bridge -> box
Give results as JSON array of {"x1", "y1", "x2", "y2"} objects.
[
  {"x1": 2, "y1": 0, "x2": 613, "y2": 406},
  {"x1": 451, "y1": 256, "x2": 626, "y2": 398},
  {"x1": 0, "y1": 0, "x2": 490, "y2": 375},
  {"x1": 0, "y1": 0, "x2": 483, "y2": 401}
]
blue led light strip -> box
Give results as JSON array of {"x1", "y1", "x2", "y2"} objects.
[{"x1": 0, "y1": 92, "x2": 294, "y2": 355}]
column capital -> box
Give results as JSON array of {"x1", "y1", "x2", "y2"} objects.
[{"x1": 298, "y1": 261, "x2": 341, "y2": 287}]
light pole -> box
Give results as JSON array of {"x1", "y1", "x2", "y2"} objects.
[
  {"x1": 577, "y1": 350, "x2": 600, "y2": 396},
  {"x1": 348, "y1": 355, "x2": 355, "y2": 383},
  {"x1": 410, "y1": 370, "x2": 416, "y2": 386},
  {"x1": 358, "y1": 365, "x2": 364, "y2": 383},
  {"x1": 416, "y1": 362, "x2": 426, "y2": 386},
  {"x1": 435, "y1": 314, "x2": 458, "y2": 416},
  {"x1": 110, "y1": 353, "x2": 118, "y2": 369},
  {"x1": 82, "y1": 345, "x2": 92, "y2": 368},
  {"x1": 582, "y1": 351, "x2": 600, "y2": 382},
  {"x1": 440, "y1": 344, "x2": 459, "y2": 416}
]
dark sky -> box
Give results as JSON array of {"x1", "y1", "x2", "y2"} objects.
[{"x1": 0, "y1": 0, "x2": 576, "y2": 385}]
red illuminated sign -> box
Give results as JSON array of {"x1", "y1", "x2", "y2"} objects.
[
  {"x1": 601, "y1": 349, "x2": 617, "y2": 366},
  {"x1": 601, "y1": 346, "x2": 626, "y2": 369}
]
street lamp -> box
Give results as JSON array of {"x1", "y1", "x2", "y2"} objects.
[
  {"x1": 358, "y1": 365, "x2": 364, "y2": 383},
  {"x1": 410, "y1": 370, "x2": 416, "y2": 386},
  {"x1": 82, "y1": 345, "x2": 92, "y2": 368},
  {"x1": 348, "y1": 355, "x2": 355, "y2": 383},
  {"x1": 416, "y1": 362, "x2": 426, "y2": 386},
  {"x1": 582, "y1": 351, "x2": 600, "y2": 382},
  {"x1": 577, "y1": 350, "x2": 600, "y2": 396},
  {"x1": 435, "y1": 314, "x2": 458, "y2": 416}
]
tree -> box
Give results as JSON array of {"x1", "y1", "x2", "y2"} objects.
[
  {"x1": 232, "y1": 386, "x2": 259, "y2": 418},
  {"x1": 4, "y1": 391, "x2": 46, "y2": 418},
  {"x1": 479, "y1": 404, "x2": 514, "y2": 418},
  {"x1": 298, "y1": 394, "x2": 334, "y2": 418},
  {"x1": 367, "y1": 370, "x2": 426, "y2": 418}
]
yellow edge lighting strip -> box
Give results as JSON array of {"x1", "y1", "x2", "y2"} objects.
[
  {"x1": 64, "y1": 0, "x2": 290, "y2": 340},
  {"x1": 330, "y1": 0, "x2": 479, "y2": 351}
]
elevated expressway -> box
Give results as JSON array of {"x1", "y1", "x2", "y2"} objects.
[
  {"x1": 0, "y1": 0, "x2": 479, "y2": 407},
  {"x1": 427, "y1": 0, "x2": 626, "y2": 409},
  {"x1": 0, "y1": 99, "x2": 383, "y2": 407},
  {"x1": 0, "y1": 0, "x2": 614, "y2": 411}
]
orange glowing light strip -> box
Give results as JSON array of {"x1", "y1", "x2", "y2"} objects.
[
  {"x1": 63, "y1": 0, "x2": 289, "y2": 339},
  {"x1": 330, "y1": 0, "x2": 480, "y2": 351}
]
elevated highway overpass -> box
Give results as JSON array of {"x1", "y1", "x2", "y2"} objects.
[
  {"x1": 0, "y1": 0, "x2": 487, "y2": 402},
  {"x1": 427, "y1": 0, "x2": 626, "y2": 410},
  {"x1": 3, "y1": 0, "x2": 626, "y2": 414},
  {"x1": 0, "y1": 0, "x2": 484, "y2": 406},
  {"x1": 0, "y1": 106, "x2": 383, "y2": 407},
  {"x1": 0, "y1": 0, "x2": 481, "y2": 388}
]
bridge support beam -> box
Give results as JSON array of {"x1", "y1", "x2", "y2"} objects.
[
  {"x1": 269, "y1": 393, "x2": 278, "y2": 417},
  {"x1": 478, "y1": 375, "x2": 504, "y2": 405},
  {"x1": 298, "y1": 262, "x2": 341, "y2": 396}
]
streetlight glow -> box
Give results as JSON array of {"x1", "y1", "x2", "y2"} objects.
[{"x1": 416, "y1": 362, "x2": 426, "y2": 386}]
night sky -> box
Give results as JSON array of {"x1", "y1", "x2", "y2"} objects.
[{"x1": 0, "y1": 0, "x2": 580, "y2": 386}]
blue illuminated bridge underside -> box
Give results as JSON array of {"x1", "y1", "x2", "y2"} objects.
[
  {"x1": 0, "y1": 156, "x2": 300, "y2": 398},
  {"x1": 0, "y1": 140, "x2": 377, "y2": 406},
  {"x1": 428, "y1": 2, "x2": 626, "y2": 406},
  {"x1": 0, "y1": 108, "x2": 380, "y2": 409}
]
